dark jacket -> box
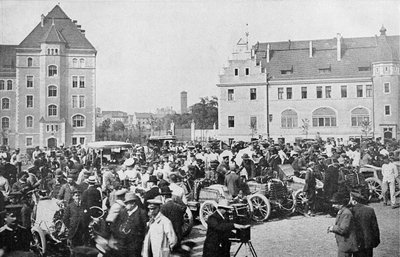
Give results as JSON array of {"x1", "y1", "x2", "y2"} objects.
[
  {"x1": 203, "y1": 211, "x2": 234, "y2": 257},
  {"x1": 81, "y1": 185, "x2": 102, "y2": 211},
  {"x1": 0, "y1": 224, "x2": 32, "y2": 253},
  {"x1": 143, "y1": 186, "x2": 160, "y2": 204},
  {"x1": 63, "y1": 201, "x2": 85, "y2": 240},
  {"x1": 324, "y1": 165, "x2": 339, "y2": 199},
  {"x1": 58, "y1": 183, "x2": 78, "y2": 203},
  {"x1": 224, "y1": 172, "x2": 240, "y2": 196},
  {"x1": 351, "y1": 203, "x2": 380, "y2": 250},
  {"x1": 160, "y1": 199, "x2": 186, "y2": 243},
  {"x1": 331, "y1": 207, "x2": 359, "y2": 253},
  {"x1": 303, "y1": 168, "x2": 316, "y2": 193}
]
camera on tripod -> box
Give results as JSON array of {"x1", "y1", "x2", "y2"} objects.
[{"x1": 228, "y1": 203, "x2": 251, "y2": 243}]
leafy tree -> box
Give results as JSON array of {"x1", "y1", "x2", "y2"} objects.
[
  {"x1": 190, "y1": 96, "x2": 218, "y2": 130},
  {"x1": 112, "y1": 120, "x2": 125, "y2": 132}
]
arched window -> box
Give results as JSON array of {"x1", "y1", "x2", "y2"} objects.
[
  {"x1": 48, "y1": 85, "x2": 57, "y2": 97},
  {"x1": 48, "y1": 65, "x2": 57, "y2": 77},
  {"x1": 312, "y1": 107, "x2": 336, "y2": 127},
  {"x1": 27, "y1": 57, "x2": 33, "y2": 67},
  {"x1": 7, "y1": 80, "x2": 12, "y2": 90},
  {"x1": 72, "y1": 58, "x2": 78, "y2": 68},
  {"x1": 0, "y1": 80, "x2": 4, "y2": 90},
  {"x1": 1, "y1": 98, "x2": 10, "y2": 109},
  {"x1": 72, "y1": 115, "x2": 85, "y2": 128},
  {"x1": 1, "y1": 117, "x2": 9, "y2": 129},
  {"x1": 26, "y1": 116, "x2": 33, "y2": 128},
  {"x1": 351, "y1": 107, "x2": 369, "y2": 127},
  {"x1": 79, "y1": 58, "x2": 85, "y2": 68},
  {"x1": 281, "y1": 109, "x2": 298, "y2": 128},
  {"x1": 48, "y1": 105, "x2": 57, "y2": 116}
]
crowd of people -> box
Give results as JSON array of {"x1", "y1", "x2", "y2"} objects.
[{"x1": 0, "y1": 135, "x2": 398, "y2": 257}]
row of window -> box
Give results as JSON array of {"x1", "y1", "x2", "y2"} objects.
[
  {"x1": 0, "y1": 80, "x2": 12, "y2": 90},
  {"x1": 25, "y1": 76, "x2": 85, "y2": 89},
  {"x1": 226, "y1": 106, "x2": 392, "y2": 129},
  {"x1": 1, "y1": 114, "x2": 86, "y2": 129},
  {"x1": 26, "y1": 57, "x2": 86, "y2": 68},
  {"x1": 228, "y1": 88, "x2": 257, "y2": 101},
  {"x1": 1, "y1": 95, "x2": 86, "y2": 109},
  {"x1": 1, "y1": 136, "x2": 86, "y2": 147}
]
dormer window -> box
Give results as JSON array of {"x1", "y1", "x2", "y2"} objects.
[
  {"x1": 358, "y1": 66, "x2": 371, "y2": 72},
  {"x1": 281, "y1": 66, "x2": 293, "y2": 75},
  {"x1": 318, "y1": 66, "x2": 331, "y2": 74},
  {"x1": 27, "y1": 57, "x2": 33, "y2": 67},
  {"x1": 234, "y1": 68, "x2": 239, "y2": 76}
]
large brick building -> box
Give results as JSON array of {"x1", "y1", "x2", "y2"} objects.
[
  {"x1": 0, "y1": 5, "x2": 96, "y2": 151},
  {"x1": 217, "y1": 27, "x2": 399, "y2": 143}
]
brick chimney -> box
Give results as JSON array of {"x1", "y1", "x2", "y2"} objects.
[
  {"x1": 266, "y1": 44, "x2": 270, "y2": 63},
  {"x1": 309, "y1": 41, "x2": 313, "y2": 58},
  {"x1": 336, "y1": 33, "x2": 342, "y2": 61},
  {"x1": 41, "y1": 14, "x2": 45, "y2": 27}
]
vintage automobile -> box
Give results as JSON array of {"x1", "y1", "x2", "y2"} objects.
[{"x1": 87, "y1": 141, "x2": 134, "y2": 165}]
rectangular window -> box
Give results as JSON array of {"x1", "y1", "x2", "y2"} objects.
[
  {"x1": 26, "y1": 95, "x2": 33, "y2": 108},
  {"x1": 316, "y1": 86, "x2": 322, "y2": 98},
  {"x1": 301, "y1": 87, "x2": 307, "y2": 99},
  {"x1": 325, "y1": 86, "x2": 331, "y2": 98},
  {"x1": 286, "y1": 87, "x2": 292, "y2": 99},
  {"x1": 278, "y1": 88, "x2": 284, "y2": 99},
  {"x1": 72, "y1": 95, "x2": 78, "y2": 108},
  {"x1": 341, "y1": 85, "x2": 347, "y2": 98},
  {"x1": 256, "y1": 60, "x2": 260, "y2": 66},
  {"x1": 72, "y1": 76, "x2": 78, "y2": 88},
  {"x1": 79, "y1": 76, "x2": 85, "y2": 88},
  {"x1": 357, "y1": 85, "x2": 363, "y2": 97},
  {"x1": 27, "y1": 76, "x2": 33, "y2": 88},
  {"x1": 26, "y1": 137, "x2": 33, "y2": 146},
  {"x1": 245, "y1": 68, "x2": 250, "y2": 76},
  {"x1": 384, "y1": 82, "x2": 390, "y2": 93},
  {"x1": 281, "y1": 69, "x2": 293, "y2": 75},
  {"x1": 234, "y1": 68, "x2": 239, "y2": 76},
  {"x1": 318, "y1": 68, "x2": 331, "y2": 74},
  {"x1": 2, "y1": 138, "x2": 8, "y2": 146},
  {"x1": 79, "y1": 137, "x2": 85, "y2": 145},
  {"x1": 261, "y1": 67, "x2": 266, "y2": 73},
  {"x1": 228, "y1": 116, "x2": 235, "y2": 128},
  {"x1": 79, "y1": 95, "x2": 85, "y2": 108},
  {"x1": 385, "y1": 105, "x2": 391, "y2": 116},
  {"x1": 250, "y1": 116, "x2": 257, "y2": 129},
  {"x1": 72, "y1": 137, "x2": 78, "y2": 145},
  {"x1": 250, "y1": 88, "x2": 256, "y2": 100},
  {"x1": 227, "y1": 89, "x2": 234, "y2": 101},
  {"x1": 366, "y1": 85, "x2": 372, "y2": 97},
  {"x1": 358, "y1": 66, "x2": 371, "y2": 72}
]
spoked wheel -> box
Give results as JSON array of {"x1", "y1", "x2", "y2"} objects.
[
  {"x1": 182, "y1": 207, "x2": 194, "y2": 237},
  {"x1": 31, "y1": 231, "x2": 45, "y2": 256},
  {"x1": 365, "y1": 177, "x2": 383, "y2": 201},
  {"x1": 294, "y1": 189, "x2": 307, "y2": 215},
  {"x1": 247, "y1": 193, "x2": 271, "y2": 222},
  {"x1": 280, "y1": 191, "x2": 296, "y2": 213},
  {"x1": 199, "y1": 200, "x2": 218, "y2": 229}
]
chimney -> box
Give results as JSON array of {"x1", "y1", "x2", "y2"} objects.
[
  {"x1": 336, "y1": 33, "x2": 342, "y2": 61},
  {"x1": 266, "y1": 44, "x2": 270, "y2": 63},
  {"x1": 77, "y1": 25, "x2": 81, "y2": 29},
  {"x1": 80, "y1": 30, "x2": 86, "y2": 36},
  {"x1": 288, "y1": 40, "x2": 291, "y2": 49},
  {"x1": 73, "y1": 20, "x2": 77, "y2": 24},
  {"x1": 309, "y1": 41, "x2": 313, "y2": 58},
  {"x1": 41, "y1": 14, "x2": 45, "y2": 27}
]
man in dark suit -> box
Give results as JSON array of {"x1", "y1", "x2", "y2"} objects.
[
  {"x1": 143, "y1": 175, "x2": 160, "y2": 205},
  {"x1": 58, "y1": 174, "x2": 79, "y2": 204},
  {"x1": 224, "y1": 164, "x2": 240, "y2": 197},
  {"x1": 63, "y1": 190, "x2": 85, "y2": 249},
  {"x1": 112, "y1": 192, "x2": 147, "y2": 257},
  {"x1": 81, "y1": 176, "x2": 102, "y2": 210},
  {"x1": 202, "y1": 200, "x2": 248, "y2": 257},
  {"x1": 350, "y1": 192, "x2": 380, "y2": 257},
  {"x1": 160, "y1": 186, "x2": 186, "y2": 247}
]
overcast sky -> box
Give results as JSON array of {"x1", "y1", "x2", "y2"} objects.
[{"x1": 1, "y1": 0, "x2": 399, "y2": 113}]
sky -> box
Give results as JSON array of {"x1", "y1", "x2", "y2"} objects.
[{"x1": 1, "y1": 0, "x2": 399, "y2": 113}]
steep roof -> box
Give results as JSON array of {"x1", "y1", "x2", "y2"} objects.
[
  {"x1": 0, "y1": 45, "x2": 17, "y2": 76},
  {"x1": 19, "y1": 5, "x2": 96, "y2": 51},
  {"x1": 254, "y1": 31, "x2": 399, "y2": 80}
]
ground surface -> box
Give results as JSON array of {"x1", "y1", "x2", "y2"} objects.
[{"x1": 35, "y1": 200, "x2": 399, "y2": 257}]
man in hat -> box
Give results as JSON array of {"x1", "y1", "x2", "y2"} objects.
[
  {"x1": 10, "y1": 148, "x2": 22, "y2": 173},
  {"x1": 113, "y1": 192, "x2": 147, "y2": 257},
  {"x1": 216, "y1": 155, "x2": 230, "y2": 185},
  {"x1": 48, "y1": 169, "x2": 66, "y2": 198},
  {"x1": 81, "y1": 176, "x2": 102, "y2": 212},
  {"x1": 106, "y1": 189, "x2": 127, "y2": 224},
  {"x1": 303, "y1": 162, "x2": 317, "y2": 217},
  {"x1": 142, "y1": 196, "x2": 177, "y2": 257},
  {"x1": 381, "y1": 156, "x2": 399, "y2": 208},
  {"x1": 143, "y1": 175, "x2": 160, "y2": 205},
  {"x1": 324, "y1": 158, "x2": 340, "y2": 201},
  {"x1": 63, "y1": 190, "x2": 85, "y2": 250},
  {"x1": 169, "y1": 174, "x2": 187, "y2": 205},
  {"x1": 349, "y1": 191, "x2": 380, "y2": 257},
  {"x1": 58, "y1": 174, "x2": 79, "y2": 204},
  {"x1": 203, "y1": 200, "x2": 249, "y2": 257},
  {"x1": 206, "y1": 160, "x2": 219, "y2": 184},
  {"x1": 123, "y1": 158, "x2": 142, "y2": 183},
  {"x1": 160, "y1": 187, "x2": 186, "y2": 248},
  {"x1": 224, "y1": 162, "x2": 240, "y2": 197}
]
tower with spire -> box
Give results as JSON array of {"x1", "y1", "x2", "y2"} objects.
[{"x1": 0, "y1": 5, "x2": 97, "y2": 149}]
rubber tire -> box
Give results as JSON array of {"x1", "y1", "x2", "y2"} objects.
[
  {"x1": 365, "y1": 177, "x2": 383, "y2": 201},
  {"x1": 280, "y1": 190, "x2": 296, "y2": 212},
  {"x1": 199, "y1": 200, "x2": 218, "y2": 229},
  {"x1": 182, "y1": 207, "x2": 194, "y2": 237},
  {"x1": 294, "y1": 189, "x2": 308, "y2": 215},
  {"x1": 248, "y1": 193, "x2": 271, "y2": 222},
  {"x1": 31, "y1": 230, "x2": 46, "y2": 256}
]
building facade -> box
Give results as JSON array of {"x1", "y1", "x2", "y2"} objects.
[
  {"x1": 0, "y1": 5, "x2": 96, "y2": 150},
  {"x1": 217, "y1": 27, "x2": 399, "y2": 143}
]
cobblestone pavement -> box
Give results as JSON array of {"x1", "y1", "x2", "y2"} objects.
[{"x1": 184, "y1": 202, "x2": 399, "y2": 257}]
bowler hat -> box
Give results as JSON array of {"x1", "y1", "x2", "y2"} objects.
[{"x1": 148, "y1": 175, "x2": 158, "y2": 183}]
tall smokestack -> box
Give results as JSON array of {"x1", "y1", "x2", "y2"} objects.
[{"x1": 180, "y1": 91, "x2": 188, "y2": 114}]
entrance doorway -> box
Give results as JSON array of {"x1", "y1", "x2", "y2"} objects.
[
  {"x1": 48, "y1": 138, "x2": 57, "y2": 148},
  {"x1": 383, "y1": 127, "x2": 393, "y2": 140}
]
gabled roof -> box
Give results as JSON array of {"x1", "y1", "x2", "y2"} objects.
[
  {"x1": 0, "y1": 45, "x2": 17, "y2": 75},
  {"x1": 19, "y1": 5, "x2": 96, "y2": 51},
  {"x1": 254, "y1": 30, "x2": 399, "y2": 80}
]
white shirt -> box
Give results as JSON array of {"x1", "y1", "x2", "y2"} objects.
[
  {"x1": 325, "y1": 144, "x2": 333, "y2": 157},
  {"x1": 382, "y1": 162, "x2": 398, "y2": 182},
  {"x1": 169, "y1": 183, "x2": 187, "y2": 204}
]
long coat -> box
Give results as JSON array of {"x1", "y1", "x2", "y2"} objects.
[
  {"x1": 202, "y1": 211, "x2": 234, "y2": 257},
  {"x1": 160, "y1": 199, "x2": 186, "y2": 243},
  {"x1": 331, "y1": 207, "x2": 359, "y2": 253},
  {"x1": 351, "y1": 203, "x2": 380, "y2": 250},
  {"x1": 62, "y1": 201, "x2": 85, "y2": 241},
  {"x1": 113, "y1": 207, "x2": 148, "y2": 257},
  {"x1": 142, "y1": 213, "x2": 177, "y2": 257}
]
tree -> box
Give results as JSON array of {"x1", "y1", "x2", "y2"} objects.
[
  {"x1": 112, "y1": 120, "x2": 125, "y2": 132},
  {"x1": 95, "y1": 118, "x2": 111, "y2": 140},
  {"x1": 361, "y1": 120, "x2": 373, "y2": 138},
  {"x1": 190, "y1": 96, "x2": 218, "y2": 130}
]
